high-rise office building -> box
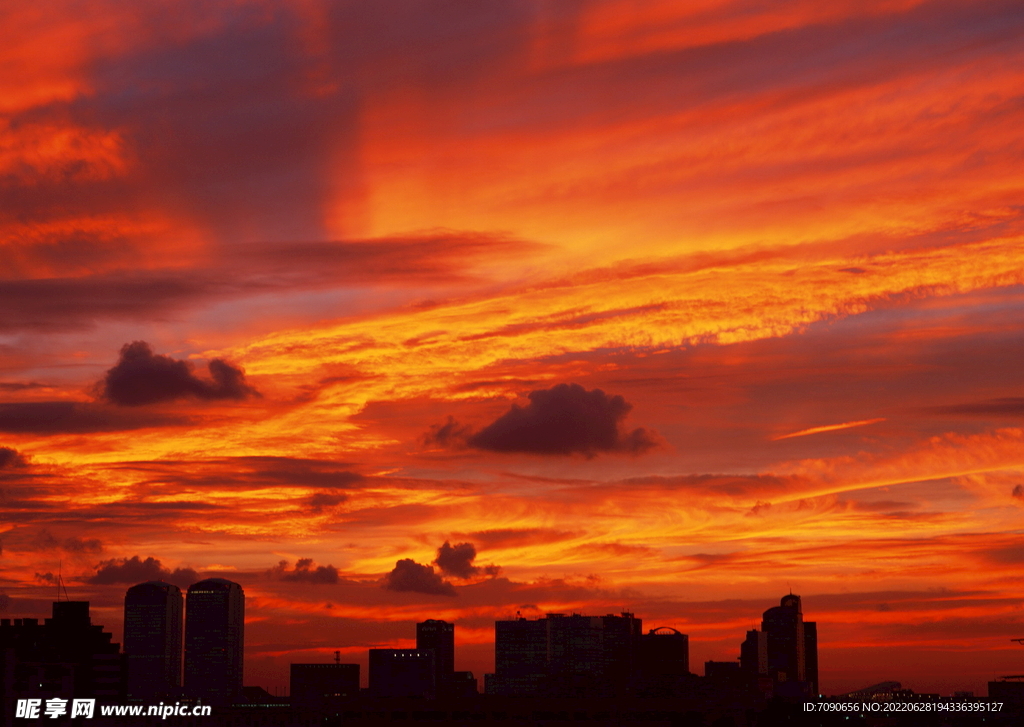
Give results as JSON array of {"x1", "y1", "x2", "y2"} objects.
[
  {"x1": 640, "y1": 627, "x2": 689, "y2": 676},
  {"x1": 760, "y1": 594, "x2": 817, "y2": 697},
  {"x1": 637, "y1": 627, "x2": 689, "y2": 695},
  {"x1": 485, "y1": 612, "x2": 641, "y2": 697},
  {"x1": 124, "y1": 581, "x2": 182, "y2": 701},
  {"x1": 762, "y1": 594, "x2": 804, "y2": 683},
  {"x1": 740, "y1": 629, "x2": 767, "y2": 676},
  {"x1": 804, "y1": 620, "x2": 818, "y2": 696},
  {"x1": 416, "y1": 620, "x2": 454, "y2": 694},
  {"x1": 369, "y1": 649, "x2": 434, "y2": 698},
  {"x1": 184, "y1": 579, "x2": 244, "y2": 705},
  {"x1": 0, "y1": 601, "x2": 125, "y2": 710}
]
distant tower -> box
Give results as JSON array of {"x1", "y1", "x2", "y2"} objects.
[
  {"x1": 124, "y1": 582, "x2": 182, "y2": 701},
  {"x1": 416, "y1": 620, "x2": 455, "y2": 694},
  {"x1": 184, "y1": 579, "x2": 244, "y2": 705}
]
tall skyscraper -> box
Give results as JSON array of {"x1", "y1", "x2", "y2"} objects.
[
  {"x1": 762, "y1": 594, "x2": 805, "y2": 683},
  {"x1": 760, "y1": 594, "x2": 817, "y2": 697},
  {"x1": 124, "y1": 581, "x2": 182, "y2": 701},
  {"x1": 184, "y1": 579, "x2": 244, "y2": 705},
  {"x1": 416, "y1": 620, "x2": 454, "y2": 694}
]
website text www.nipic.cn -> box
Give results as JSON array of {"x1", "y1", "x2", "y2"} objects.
[{"x1": 16, "y1": 699, "x2": 212, "y2": 720}]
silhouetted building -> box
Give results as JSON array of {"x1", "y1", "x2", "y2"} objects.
[
  {"x1": 486, "y1": 616, "x2": 548, "y2": 696},
  {"x1": 450, "y1": 671, "x2": 479, "y2": 697},
  {"x1": 486, "y1": 612, "x2": 641, "y2": 697},
  {"x1": 705, "y1": 660, "x2": 742, "y2": 683},
  {"x1": 417, "y1": 619, "x2": 454, "y2": 694},
  {"x1": 740, "y1": 629, "x2": 767, "y2": 676},
  {"x1": 989, "y1": 678, "x2": 1024, "y2": 707},
  {"x1": 0, "y1": 601, "x2": 125, "y2": 721},
  {"x1": 638, "y1": 627, "x2": 688, "y2": 695},
  {"x1": 184, "y1": 578, "x2": 244, "y2": 705},
  {"x1": 761, "y1": 594, "x2": 816, "y2": 698},
  {"x1": 290, "y1": 663, "x2": 359, "y2": 711},
  {"x1": 124, "y1": 581, "x2": 182, "y2": 701},
  {"x1": 804, "y1": 620, "x2": 818, "y2": 695},
  {"x1": 369, "y1": 649, "x2": 434, "y2": 699}
]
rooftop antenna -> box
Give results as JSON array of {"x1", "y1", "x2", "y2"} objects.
[
  {"x1": 56, "y1": 561, "x2": 70, "y2": 602},
  {"x1": 334, "y1": 650, "x2": 341, "y2": 664}
]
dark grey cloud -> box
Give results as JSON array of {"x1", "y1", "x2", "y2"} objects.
[
  {"x1": 434, "y1": 541, "x2": 479, "y2": 579},
  {"x1": 465, "y1": 383, "x2": 661, "y2": 456},
  {"x1": 0, "y1": 447, "x2": 25, "y2": 468},
  {"x1": 268, "y1": 558, "x2": 339, "y2": 584},
  {"x1": 101, "y1": 341, "x2": 257, "y2": 406},
  {"x1": 88, "y1": 555, "x2": 199, "y2": 588},
  {"x1": 0, "y1": 274, "x2": 214, "y2": 333},
  {"x1": 307, "y1": 492, "x2": 347, "y2": 512},
  {"x1": 115, "y1": 456, "x2": 364, "y2": 491},
  {"x1": 381, "y1": 558, "x2": 456, "y2": 597},
  {"x1": 23, "y1": 530, "x2": 103, "y2": 554},
  {"x1": 0, "y1": 401, "x2": 190, "y2": 434},
  {"x1": 0, "y1": 234, "x2": 541, "y2": 333}
]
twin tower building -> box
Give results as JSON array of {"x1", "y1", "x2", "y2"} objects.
[{"x1": 123, "y1": 579, "x2": 244, "y2": 705}]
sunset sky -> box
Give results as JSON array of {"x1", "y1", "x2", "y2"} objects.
[{"x1": 3, "y1": 0, "x2": 1024, "y2": 697}]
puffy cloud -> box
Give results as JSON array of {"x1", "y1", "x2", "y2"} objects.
[
  {"x1": 434, "y1": 540, "x2": 502, "y2": 579},
  {"x1": 381, "y1": 558, "x2": 456, "y2": 596},
  {"x1": 88, "y1": 555, "x2": 199, "y2": 588},
  {"x1": 267, "y1": 558, "x2": 339, "y2": 584},
  {"x1": 466, "y1": 383, "x2": 661, "y2": 456},
  {"x1": 434, "y1": 541, "x2": 478, "y2": 579},
  {"x1": 101, "y1": 341, "x2": 258, "y2": 406}
]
